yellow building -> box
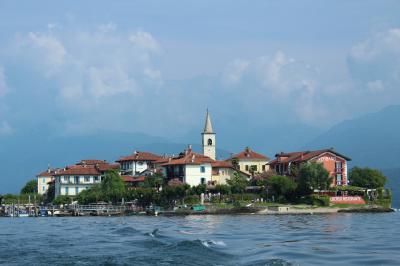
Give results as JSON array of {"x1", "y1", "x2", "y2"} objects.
[
  {"x1": 229, "y1": 147, "x2": 270, "y2": 175},
  {"x1": 36, "y1": 168, "x2": 57, "y2": 195},
  {"x1": 211, "y1": 161, "x2": 250, "y2": 184}
]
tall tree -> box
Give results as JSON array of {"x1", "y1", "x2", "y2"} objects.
[
  {"x1": 227, "y1": 171, "x2": 248, "y2": 199},
  {"x1": 349, "y1": 167, "x2": 387, "y2": 189},
  {"x1": 20, "y1": 179, "x2": 37, "y2": 194},
  {"x1": 267, "y1": 175, "x2": 297, "y2": 201},
  {"x1": 101, "y1": 170, "x2": 126, "y2": 204},
  {"x1": 297, "y1": 162, "x2": 331, "y2": 196}
]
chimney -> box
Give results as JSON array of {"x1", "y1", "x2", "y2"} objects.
[
  {"x1": 188, "y1": 144, "x2": 192, "y2": 152},
  {"x1": 191, "y1": 154, "x2": 195, "y2": 163}
]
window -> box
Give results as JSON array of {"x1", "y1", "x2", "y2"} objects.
[
  {"x1": 42, "y1": 186, "x2": 45, "y2": 191},
  {"x1": 63, "y1": 176, "x2": 68, "y2": 182},
  {"x1": 65, "y1": 187, "x2": 69, "y2": 195},
  {"x1": 75, "y1": 187, "x2": 79, "y2": 195},
  {"x1": 336, "y1": 174, "x2": 342, "y2": 185},
  {"x1": 335, "y1": 161, "x2": 343, "y2": 172},
  {"x1": 208, "y1": 138, "x2": 212, "y2": 145},
  {"x1": 262, "y1": 165, "x2": 266, "y2": 171},
  {"x1": 200, "y1": 166, "x2": 205, "y2": 173},
  {"x1": 252, "y1": 165, "x2": 258, "y2": 171},
  {"x1": 42, "y1": 178, "x2": 46, "y2": 183},
  {"x1": 94, "y1": 176, "x2": 99, "y2": 182},
  {"x1": 84, "y1": 176, "x2": 90, "y2": 182},
  {"x1": 245, "y1": 165, "x2": 249, "y2": 171},
  {"x1": 200, "y1": 178, "x2": 206, "y2": 185}
]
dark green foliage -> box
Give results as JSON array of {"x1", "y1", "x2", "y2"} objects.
[
  {"x1": 127, "y1": 187, "x2": 159, "y2": 208},
  {"x1": 214, "y1": 184, "x2": 231, "y2": 195},
  {"x1": 100, "y1": 170, "x2": 126, "y2": 204},
  {"x1": 190, "y1": 184, "x2": 206, "y2": 195},
  {"x1": 227, "y1": 172, "x2": 248, "y2": 194},
  {"x1": 141, "y1": 173, "x2": 165, "y2": 188},
  {"x1": 297, "y1": 162, "x2": 331, "y2": 196},
  {"x1": 20, "y1": 179, "x2": 37, "y2": 194},
  {"x1": 53, "y1": 195, "x2": 72, "y2": 205},
  {"x1": 267, "y1": 175, "x2": 297, "y2": 201},
  {"x1": 349, "y1": 167, "x2": 387, "y2": 189},
  {"x1": 160, "y1": 184, "x2": 188, "y2": 207},
  {"x1": 184, "y1": 195, "x2": 200, "y2": 205},
  {"x1": 76, "y1": 184, "x2": 102, "y2": 204}
]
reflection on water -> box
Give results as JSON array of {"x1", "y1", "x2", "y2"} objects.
[{"x1": 0, "y1": 212, "x2": 399, "y2": 265}]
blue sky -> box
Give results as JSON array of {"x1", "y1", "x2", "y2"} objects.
[{"x1": 1, "y1": 0, "x2": 400, "y2": 138}]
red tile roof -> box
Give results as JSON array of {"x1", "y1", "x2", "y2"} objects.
[
  {"x1": 161, "y1": 148, "x2": 214, "y2": 166},
  {"x1": 122, "y1": 175, "x2": 145, "y2": 183},
  {"x1": 231, "y1": 147, "x2": 270, "y2": 161},
  {"x1": 116, "y1": 151, "x2": 163, "y2": 162},
  {"x1": 97, "y1": 163, "x2": 120, "y2": 172},
  {"x1": 54, "y1": 165, "x2": 101, "y2": 176},
  {"x1": 36, "y1": 169, "x2": 58, "y2": 177},
  {"x1": 211, "y1": 160, "x2": 233, "y2": 168},
  {"x1": 268, "y1": 148, "x2": 351, "y2": 165}
]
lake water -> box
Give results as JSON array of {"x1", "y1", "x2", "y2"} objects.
[{"x1": 1, "y1": 212, "x2": 399, "y2": 265}]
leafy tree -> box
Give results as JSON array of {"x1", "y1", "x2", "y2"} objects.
[
  {"x1": 267, "y1": 175, "x2": 297, "y2": 201},
  {"x1": 349, "y1": 167, "x2": 387, "y2": 189},
  {"x1": 160, "y1": 184, "x2": 188, "y2": 207},
  {"x1": 53, "y1": 195, "x2": 72, "y2": 205},
  {"x1": 128, "y1": 187, "x2": 159, "y2": 208},
  {"x1": 21, "y1": 179, "x2": 37, "y2": 194},
  {"x1": 141, "y1": 173, "x2": 165, "y2": 189},
  {"x1": 214, "y1": 184, "x2": 231, "y2": 195},
  {"x1": 191, "y1": 184, "x2": 207, "y2": 195},
  {"x1": 297, "y1": 162, "x2": 331, "y2": 196},
  {"x1": 227, "y1": 171, "x2": 248, "y2": 199},
  {"x1": 249, "y1": 165, "x2": 257, "y2": 176},
  {"x1": 101, "y1": 170, "x2": 126, "y2": 204},
  {"x1": 77, "y1": 184, "x2": 103, "y2": 204}
]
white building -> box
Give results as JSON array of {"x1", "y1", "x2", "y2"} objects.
[
  {"x1": 161, "y1": 145, "x2": 214, "y2": 186},
  {"x1": 36, "y1": 168, "x2": 58, "y2": 195},
  {"x1": 53, "y1": 160, "x2": 119, "y2": 197},
  {"x1": 116, "y1": 151, "x2": 163, "y2": 176}
]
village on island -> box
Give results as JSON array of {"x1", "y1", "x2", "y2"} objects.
[{"x1": 0, "y1": 111, "x2": 392, "y2": 217}]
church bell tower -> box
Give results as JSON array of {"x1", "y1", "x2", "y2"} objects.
[{"x1": 202, "y1": 109, "x2": 216, "y2": 160}]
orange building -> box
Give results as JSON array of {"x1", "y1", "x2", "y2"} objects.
[{"x1": 267, "y1": 148, "x2": 351, "y2": 186}]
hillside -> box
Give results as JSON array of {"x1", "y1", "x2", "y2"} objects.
[{"x1": 307, "y1": 105, "x2": 400, "y2": 169}]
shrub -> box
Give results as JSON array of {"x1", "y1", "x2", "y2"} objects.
[
  {"x1": 349, "y1": 167, "x2": 386, "y2": 189},
  {"x1": 184, "y1": 195, "x2": 200, "y2": 205}
]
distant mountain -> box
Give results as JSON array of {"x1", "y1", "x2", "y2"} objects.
[
  {"x1": 0, "y1": 130, "x2": 232, "y2": 194},
  {"x1": 382, "y1": 168, "x2": 400, "y2": 208},
  {"x1": 307, "y1": 105, "x2": 400, "y2": 169}
]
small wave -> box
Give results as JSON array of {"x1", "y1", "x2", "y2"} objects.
[
  {"x1": 112, "y1": 226, "x2": 139, "y2": 235},
  {"x1": 201, "y1": 240, "x2": 226, "y2": 248},
  {"x1": 243, "y1": 258, "x2": 293, "y2": 266}
]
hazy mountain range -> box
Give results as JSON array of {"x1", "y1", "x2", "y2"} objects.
[{"x1": 1, "y1": 105, "x2": 399, "y2": 196}]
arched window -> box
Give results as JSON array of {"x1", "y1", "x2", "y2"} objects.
[{"x1": 208, "y1": 138, "x2": 212, "y2": 145}]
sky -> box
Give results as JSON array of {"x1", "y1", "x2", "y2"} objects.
[{"x1": 1, "y1": 0, "x2": 400, "y2": 140}]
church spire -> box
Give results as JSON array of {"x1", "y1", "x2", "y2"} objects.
[{"x1": 203, "y1": 109, "x2": 213, "y2": 133}]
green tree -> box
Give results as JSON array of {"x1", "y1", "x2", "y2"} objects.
[
  {"x1": 53, "y1": 195, "x2": 72, "y2": 205},
  {"x1": 231, "y1": 157, "x2": 239, "y2": 170},
  {"x1": 227, "y1": 171, "x2": 248, "y2": 199},
  {"x1": 267, "y1": 175, "x2": 297, "y2": 202},
  {"x1": 191, "y1": 184, "x2": 207, "y2": 195},
  {"x1": 141, "y1": 173, "x2": 165, "y2": 189},
  {"x1": 101, "y1": 170, "x2": 126, "y2": 204},
  {"x1": 214, "y1": 184, "x2": 231, "y2": 195},
  {"x1": 297, "y1": 162, "x2": 331, "y2": 196},
  {"x1": 77, "y1": 184, "x2": 103, "y2": 204},
  {"x1": 349, "y1": 167, "x2": 387, "y2": 189},
  {"x1": 21, "y1": 179, "x2": 37, "y2": 194}
]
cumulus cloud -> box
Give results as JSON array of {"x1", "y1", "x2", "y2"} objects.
[{"x1": 129, "y1": 30, "x2": 161, "y2": 54}]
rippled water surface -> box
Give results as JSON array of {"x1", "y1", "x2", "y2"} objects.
[{"x1": 1, "y1": 212, "x2": 399, "y2": 265}]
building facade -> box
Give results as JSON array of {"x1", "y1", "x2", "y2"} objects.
[
  {"x1": 53, "y1": 160, "x2": 119, "y2": 197},
  {"x1": 161, "y1": 146, "x2": 214, "y2": 186},
  {"x1": 230, "y1": 147, "x2": 270, "y2": 175},
  {"x1": 36, "y1": 168, "x2": 58, "y2": 195},
  {"x1": 268, "y1": 149, "x2": 351, "y2": 187},
  {"x1": 116, "y1": 151, "x2": 163, "y2": 176}
]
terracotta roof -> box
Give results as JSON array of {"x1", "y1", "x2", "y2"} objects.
[
  {"x1": 231, "y1": 147, "x2": 270, "y2": 161},
  {"x1": 77, "y1": 159, "x2": 108, "y2": 165},
  {"x1": 36, "y1": 169, "x2": 58, "y2": 177},
  {"x1": 161, "y1": 148, "x2": 214, "y2": 166},
  {"x1": 54, "y1": 165, "x2": 101, "y2": 176},
  {"x1": 97, "y1": 163, "x2": 120, "y2": 172},
  {"x1": 122, "y1": 175, "x2": 145, "y2": 183},
  {"x1": 211, "y1": 160, "x2": 233, "y2": 168},
  {"x1": 116, "y1": 151, "x2": 163, "y2": 162},
  {"x1": 268, "y1": 148, "x2": 351, "y2": 165}
]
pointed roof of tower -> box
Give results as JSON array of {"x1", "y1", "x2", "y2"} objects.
[{"x1": 203, "y1": 109, "x2": 214, "y2": 133}]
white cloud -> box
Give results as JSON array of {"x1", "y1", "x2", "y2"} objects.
[
  {"x1": 0, "y1": 67, "x2": 8, "y2": 98},
  {"x1": 222, "y1": 59, "x2": 250, "y2": 85},
  {"x1": 129, "y1": 30, "x2": 161, "y2": 54}
]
